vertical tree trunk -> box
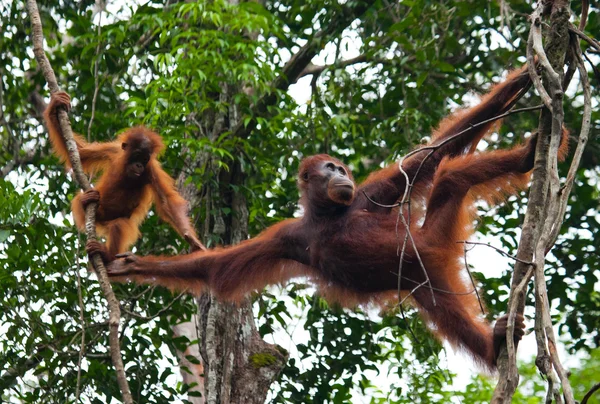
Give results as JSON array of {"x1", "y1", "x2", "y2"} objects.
[
  {"x1": 174, "y1": 67, "x2": 286, "y2": 404},
  {"x1": 194, "y1": 162, "x2": 286, "y2": 404}
]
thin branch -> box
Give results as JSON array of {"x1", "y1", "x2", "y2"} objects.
[
  {"x1": 568, "y1": 24, "x2": 600, "y2": 53},
  {"x1": 26, "y1": 1, "x2": 133, "y2": 402},
  {"x1": 582, "y1": 52, "x2": 600, "y2": 83},
  {"x1": 387, "y1": 102, "x2": 544, "y2": 313},
  {"x1": 297, "y1": 54, "x2": 368, "y2": 80},
  {"x1": 505, "y1": 265, "x2": 534, "y2": 377},
  {"x1": 524, "y1": 2, "x2": 575, "y2": 403},
  {"x1": 578, "y1": 0, "x2": 589, "y2": 30},
  {"x1": 121, "y1": 291, "x2": 187, "y2": 321},
  {"x1": 457, "y1": 241, "x2": 535, "y2": 265},
  {"x1": 545, "y1": 38, "x2": 591, "y2": 250},
  {"x1": 527, "y1": 11, "x2": 554, "y2": 111},
  {"x1": 401, "y1": 105, "x2": 544, "y2": 164},
  {"x1": 396, "y1": 210, "x2": 435, "y2": 307},
  {"x1": 581, "y1": 382, "x2": 600, "y2": 404},
  {"x1": 74, "y1": 234, "x2": 86, "y2": 402},
  {"x1": 464, "y1": 243, "x2": 495, "y2": 315},
  {"x1": 493, "y1": 1, "x2": 573, "y2": 401},
  {"x1": 397, "y1": 274, "x2": 478, "y2": 296},
  {"x1": 364, "y1": 104, "x2": 544, "y2": 210}
]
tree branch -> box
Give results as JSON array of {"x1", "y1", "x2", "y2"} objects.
[
  {"x1": 0, "y1": 347, "x2": 50, "y2": 391},
  {"x1": 568, "y1": 24, "x2": 600, "y2": 53},
  {"x1": 296, "y1": 54, "x2": 369, "y2": 80},
  {"x1": 26, "y1": 1, "x2": 133, "y2": 402},
  {"x1": 582, "y1": 382, "x2": 600, "y2": 404},
  {"x1": 493, "y1": 1, "x2": 577, "y2": 402}
]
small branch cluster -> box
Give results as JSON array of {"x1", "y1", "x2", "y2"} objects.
[{"x1": 386, "y1": 104, "x2": 542, "y2": 311}]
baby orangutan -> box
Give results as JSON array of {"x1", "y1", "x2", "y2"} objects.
[{"x1": 44, "y1": 91, "x2": 205, "y2": 262}]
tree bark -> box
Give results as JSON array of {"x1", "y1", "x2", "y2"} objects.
[{"x1": 492, "y1": 1, "x2": 572, "y2": 402}]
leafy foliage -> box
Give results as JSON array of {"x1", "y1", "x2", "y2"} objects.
[{"x1": 1, "y1": 0, "x2": 598, "y2": 402}]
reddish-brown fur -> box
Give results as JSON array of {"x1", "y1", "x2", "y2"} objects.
[
  {"x1": 107, "y1": 65, "x2": 569, "y2": 370},
  {"x1": 44, "y1": 91, "x2": 205, "y2": 261}
]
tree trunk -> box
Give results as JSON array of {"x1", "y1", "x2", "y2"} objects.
[{"x1": 173, "y1": 73, "x2": 286, "y2": 404}]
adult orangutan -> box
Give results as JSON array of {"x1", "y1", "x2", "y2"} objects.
[{"x1": 106, "y1": 65, "x2": 568, "y2": 369}]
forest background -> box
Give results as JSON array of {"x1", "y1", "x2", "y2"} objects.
[{"x1": 0, "y1": 0, "x2": 599, "y2": 402}]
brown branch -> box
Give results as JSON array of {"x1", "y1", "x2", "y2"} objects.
[
  {"x1": 297, "y1": 54, "x2": 369, "y2": 80},
  {"x1": 457, "y1": 241, "x2": 535, "y2": 266},
  {"x1": 568, "y1": 24, "x2": 600, "y2": 53},
  {"x1": 228, "y1": 0, "x2": 376, "y2": 141},
  {"x1": 545, "y1": 38, "x2": 591, "y2": 250},
  {"x1": 581, "y1": 382, "x2": 600, "y2": 404},
  {"x1": 582, "y1": 52, "x2": 600, "y2": 84},
  {"x1": 365, "y1": 103, "x2": 544, "y2": 313},
  {"x1": 527, "y1": 10, "x2": 554, "y2": 111},
  {"x1": 493, "y1": 1, "x2": 573, "y2": 402},
  {"x1": 74, "y1": 235, "x2": 86, "y2": 402},
  {"x1": 578, "y1": 0, "x2": 589, "y2": 30},
  {"x1": 26, "y1": 1, "x2": 133, "y2": 402},
  {"x1": 462, "y1": 243, "x2": 485, "y2": 314},
  {"x1": 505, "y1": 265, "x2": 534, "y2": 378},
  {"x1": 363, "y1": 104, "x2": 544, "y2": 210},
  {"x1": 530, "y1": 5, "x2": 574, "y2": 402},
  {"x1": 400, "y1": 105, "x2": 543, "y2": 165},
  {"x1": 121, "y1": 291, "x2": 187, "y2": 321}
]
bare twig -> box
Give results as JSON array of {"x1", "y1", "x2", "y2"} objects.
[
  {"x1": 401, "y1": 105, "x2": 544, "y2": 166},
  {"x1": 568, "y1": 24, "x2": 600, "y2": 53},
  {"x1": 74, "y1": 234, "x2": 86, "y2": 402},
  {"x1": 393, "y1": 104, "x2": 542, "y2": 306},
  {"x1": 581, "y1": 382, "x2": 600, "y2": 404},
  {"x1": 582, "y1": 52, "x2": 600, "y2": 84},
  {"x1": 297, "y1": 54, "x2": 368, "y2": 80},
  {"x1": 505, "y1": 265, "x2": 534, "y2": 376},
  {"x1": 545, "y1": 38, "x2": 591, "y2": 250},
  {"x1": 457, "y1": 241, "x2": 535, "y2": 265},
  {"x1": 363, "y1": 104, "x2": 544, "y2": 210},
  {"x1": 396, "y1": 210, "x2": 435, "y2": 307},
  {"x1": 398, "y1": 276, "x2": 478, "y2": 295},
  {"x1": 578, "y1": 0, "x2": 589, "y2": 30},
  {"x1": 462, "y1": 242, "x2": 485, "y2": 314},
  {"x1": 26, "y1": 1, "x2": 133, "y2": 402},
  {"x1": 527, "y1": 10, "x2": 554, "y2": 111},
  {"x1": 379, "y1": 103, "x2": 544, "y2": 314},
  {"x1": 121, "y1": 291, "x2": 187, "y2": 321}
]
